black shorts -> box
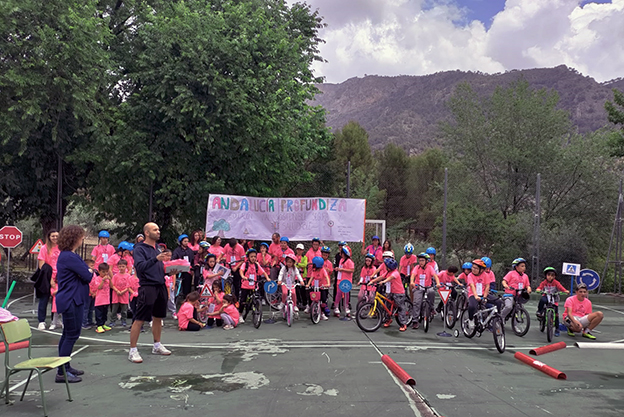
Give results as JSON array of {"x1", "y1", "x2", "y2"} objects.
[{"x1": 134, "y1": 284, "x2": 168, "y2": 321}]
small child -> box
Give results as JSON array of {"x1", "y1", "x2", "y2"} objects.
[
  {"x1": 334, "y1": 246, "x2": 355, "y2": 317},
  {"x1": 207, "y1": 294, "x2": 239, "y2": 330},
  {"x1": 306, "y1": 256, "x2": 330, "y2": 320},
  {"x1": 536, "y1": 266, "x2": 569, "y2": 337},
  {"x1": 165, "y1": 274, "x2": 177, "y2": 319},
  {"x1": 82, "y1": 259, "x2": 96, "y2": 330},
  {"x1": 457, "y1": 262, "x2": 472, "y2": 285},
  {"x1": 49, "y1": 275, "x2": 62, "y2": 330},
  {"x1": 435, "y1": 266, "x2": 461, "y2": 313},
  {"x1": 206, "y1": 279, "x2": 224, "y2": 328},
  {"x1": 277, "y1": 254, "x2": 304, "y2": 312},
  {"x1": 357, "y1": 254, "x2": 377, "y2": 303},
  {"x1": 109, "y1": 259, "x2": 131, "y2": 327},
  {"x1": 178, "y1": 291, "x2": 206, "y2": 331},
  {"x1": 90, "y1": 263, "x2": 112, "y2": 333}
]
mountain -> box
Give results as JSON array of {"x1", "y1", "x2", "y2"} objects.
[{"x1": 313, "y1": 65, "x2": 624, "y2": 151}]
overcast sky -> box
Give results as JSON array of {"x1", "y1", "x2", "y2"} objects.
[{"x1": 289, "y1": 0, "x2": 624, "y2": 84}]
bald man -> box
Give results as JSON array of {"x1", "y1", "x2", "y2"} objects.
[{"x1": 129, "y1": 222, "x2": 172, "y2": 363}]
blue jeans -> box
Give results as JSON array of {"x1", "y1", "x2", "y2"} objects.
[
  {"x1": 82, "y1": 298, "x2": 95, "y2": 326},
  {"x1": 37, "y1": 294, "x2": 51, "y2": 323},
  {"x1": 58, "y1": 302, "x2": 84, "y2": 374}
]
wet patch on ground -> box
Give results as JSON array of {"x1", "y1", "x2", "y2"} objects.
[{"x1": 118, "y1": 371, "x2": 269, "y2": 394}]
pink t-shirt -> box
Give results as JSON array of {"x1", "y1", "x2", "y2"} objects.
[
  {"x1": 563, "y1": 296, "x2": 592, "y2": 319},
  {"x1": 187, "y1": 243, "x2": 200, "y2": 252},
  {"x1": 411, "y1": 264, "x2": 436, "y2": 287},
  {"x1": 208, "y1": 245, "x2": 224, "y2": 259},
  {"x1": 91, "y1": 244, "x2": 115, "y2": 269},
  {"x1": 223, "y1": 304, "x2": 240, "y2": 325},
  {"x1": 457, "y1": 272, "x2": 469, "y2": 284},
  {"x1": 323, "y1": 259, "x2": 334, "y2": 274},
  {"x1": 278, "y1": 248, "x2": 295, "y2": 266},
  {"x1": 305, "y1": 247, "x2": 322, "y2": 263},
  {"x1": 108, "y1": 253, "x2": 134, "y2": 276},
  {"x1": 38, "y1": 245, "x2": 60, "y2": 278},
  {"x1": 338, "y1": 258, "x2": 355, "y2": 283},
  {"x1": 466, "y1": 272, "x2": 488, "y2": 298},
  {"x1": 90, "y1": 275, "x2": 111, "y2": 307},
  {"x1": 223, "y1": 244, "x2": 245, "y2": 265},
  {"x1": 365, "y1": 245, "x2": 383, "y2": 265},
  {"x1": 129, "y1": 276, "x2": 140, "y2": 300},
  {"x1": 483, "y1": 270, "x2": 496, "y2": 285},
  {"x1": 388, "y1": 270, "x2": 404, "y2": 294},
  {"x1": 178, "y1": 302, "x2": 195, "y2": 330},
  {"x1": 257, "y1": 252, "x2": 272, "y2": 268},
  {"x1": 358, "y1": 266, "x2": 376, "y2": 285},
  {"x1": 437, "y1": 270, "x2": 456, "y2": 285},
  {"x1": 399, "y1": 255, "x2": 417, "y2": 276},
  {"x1": 209, "y1": 292, "x2": 224, "y2": 312},
  {"x1": 537, "y1": 279, "x2": 567, "y2": 293},
  {"x1": 269, "y1": 243, "x2": 281, "y2": 265},
  {"x1": 503, "y1": 271, "x2": 530, "y2": 295},
  {"x1": 240, "y1": 262, "x2": 266, "y2": 290},
  {"x1": 309, "y1": 268, "x2": 330, "y2": 288},
  {"x1": 112, "y1": 273, "x2": 131, "y2": 304}
]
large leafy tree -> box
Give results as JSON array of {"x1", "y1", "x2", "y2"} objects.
[
  {"x1": 605, "y1": 88, "x2": 624, "y2": 157},
  {"x1": 0, "y1": 0, "x2": 112, "y2": 232}
]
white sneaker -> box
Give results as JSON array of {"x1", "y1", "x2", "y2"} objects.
[
  {"x1": 149, "y1": 321, "x2": 153, "y2": 327},
  {"x1": 334, "y1": 308, "x2": 340, "y2": 315},
  {"x1": 321, "y1": 314, "x2": 329, "y2": 321},
  {"x1": 223, "y1": 324, "x2": 234, "y2": 330},
  {"x1": 261, "y1": 299, "x2": 266, "y2": 306},
  {"x1": 304, "y1": 306, "x2": 310, "y2": 314},
  {"x1": 37, "y1": 322, "x2": 46, "y2": 330},
  {"x1": 278, "y1": 303, "x2": 284, "y2": 310},
  {"x1": 238, "y1": 317, "x2": 245, "y2": 324},
  {"x1": 49, "y1": 324, "x2": 56, "y2": 330},
  {"x1": 128, "y1": 350, "x2": 143, "y2": 363},
  {"x1": 294, "y1": 306, "x2": 299, "y2": 312},
  {"x1": 346, "y1": 308, "x2": 351, "y2": 315},
  {"x1": 152, "y1": 344, "x2": 171, "y2": 356}
]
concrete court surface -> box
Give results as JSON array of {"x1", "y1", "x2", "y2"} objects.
[{"x1": 2, "y1": 295, "x2": 624, "y2": 417}]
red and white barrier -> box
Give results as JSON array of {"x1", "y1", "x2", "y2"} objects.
[
  {"x1": 575, "y1": 342, "x2": 624, "y2": 349},
  {"x1": 529, "y1": 341, "x2": 567, "y2": 356},
  {"x1": 514, "y1": 352, "x2": 566, "y2": 379},
  {"x1": 381, "y1": 354, "x2": 416, "y2": 386}
]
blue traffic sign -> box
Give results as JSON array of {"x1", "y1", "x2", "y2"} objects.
[
  {"x1": 264, "y1": 281, "x2": 278, "y2": 294},
  {"x1": 577, "y1": 269, "x2": 600, "y2": 291},
  {"x1": 338, "y1": 280, "x2": 353, "y2": 293}
]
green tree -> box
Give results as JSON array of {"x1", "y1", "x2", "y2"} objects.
[
  {"x1": 605, "y1": 88, "x2": 624, "y2": 157},
  {"x1": 377, "y1": 144, "x2": 410, "y2": 221},
  {"x1": 0, "y1": 0, "x2": 112, "y2": 232}
]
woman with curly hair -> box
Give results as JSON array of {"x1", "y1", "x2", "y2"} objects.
[{"x1": 55, "y1": 225, "x2": 93, "y2": 383}]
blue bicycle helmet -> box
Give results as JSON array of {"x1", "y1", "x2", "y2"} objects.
[
  {"x1": 125, "y1": 242, "x2": 134, "y2": 251},
  {"x1": 365, "y1": 253, "x2": 375, "y2": 261},
  {"x1": 512, "y1": 257, "x2": 527, "y2": 267},
  {"x1": 98, "y1": 230, "x2": 110, "y2": 239},
  {"x1": 312, "y1": 256, "x2": 324, "y2": 269},
  {"x1": 341, "y1": 246, "x2": 351, "y2": 257},
  {"x1": 481, "y1": 256, "x2": 492, "y2": 269},
  {"x1": 178, "y1": 234, "x2": 189, "y2": 243},
  {"x1": 404, "y1": 243, "x2": 414, "y2": 254},
  {"x1": 384, "y1": 258, "x2": 398, "y2": 270},
  {"x1": 312, "y1": 237, "x2": 321, "y2": 243},
  {"x1": 199, "y1": 241, "x2": 210, "y2": 249},
  {"x1": 280, "y1": 237, "x2": 289, "y2": 242},
  {"x1": 425, "y1": 247, "x2": 436, "y2": 255},
  {"x1": 338, "y1": 241, "x2": 347, "y2": 246},
  {"x1": 462, "y1": 262, "x2": 473, "y2": 270},
  {"x1": 246, "y1": 248, "x2": 257, "y2": 256},
  {"x1": 260, "y1": 242, "x2": 269, "y2": 249},
  {"x1": 372, "y1": 235, "x2": 380, "y2": 241},
  {"x1": 321, "y1": 246, "x2": 331, "y2": 254},
  {"x1": 417, "y1": 252, "x2": 430, "y2": 260}
]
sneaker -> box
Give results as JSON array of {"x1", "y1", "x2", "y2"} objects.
[
  {"x1": 56, "y1": 372, "x2": 82, "y2": 383},
  {"x1": 536, "y1": 311, "x2": 544, "y2": 319},
  {"x1": 121, "y1": 320, "x2": 127, "y2": 327},
  {"x1": 102, "y1": 325, "x2": 112, "y2": 331},
  {"x1": 108, "y1": 322, "x2": 116, "y2": 327},
  {"x1": 67, "y1": 366, "x2": 84, "y2": 376},
  {"x1": 567, "y1": 329, "x2": 576, "y2": 337},
  {"x1": 223, "y1": 324, "x2": 234, "y2": 330},
  {"x1": 383, "y1": 320, "x2": 392, "y2": 328},
  {"x1": 278, "y1": 303, "x2": 284, "y2": 310},
  {"x1": 582, "y1": 331, "x2": 596, "y2": 340},
  {"x1": 399, "y1": 325, "x2": 407, "y2": 332},
  {"x1": 334, "y1": 308, "x2": 340, "y2": 316},
  {"x1": 140, "y1": 326, "x2": 146, "y2": 333},
  {"x1": 38, "y1": 322, "x2": 46, "y2": 330},
  {"x1": 304, "y1": 306, "x2": 310, "y2": 314},
  {"x1": 49, "y1": 324, "x2": 56, "y2": 330},
  {"x1": 294, "y1": 306, "x2": 299, "y2": 312},
  {"x1": 149, "y1": 321, "x2": 153, "y2": 327},
  {"x1": 261, "y1": 299, "x2": 266, "y2": 306},
  {"x1": 95, "y1": 326, "x2": 105, "y2": 333},
  {"x1": 172, "y1": 314, "x2": 178, "y2": 320},
  {"x1": 412, "y1": 322, "x2": 420, "y2": 330},
  {"x1": 152, "y1": 344, "x2": 172, "y2": 355},
  {"x1": 554, "y1": 330, "x2": 560, "y2": 337},
  {"x1": 239, "y1": 317, "x2": 245, "y2": 324},
  {"x1": 82, "y1": 325, "x2": 92, "y2": 330},
  {"x1": 346, "y1": 308, "x2": 351, "y2": 315},
  {"x1": 321, "y1": 314, "x2": 329, "y2": 321},
  {"x1": 128, "y1": 350, "x2": 143, "y2": 363}
]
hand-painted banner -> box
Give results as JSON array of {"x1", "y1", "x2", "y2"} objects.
[{"x1": 205, "y1": 194, "x2": 366, "y2": 242}]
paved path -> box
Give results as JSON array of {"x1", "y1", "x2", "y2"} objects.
[{"x1": 2, "y1": 296, "x2": 624, "y2": 417}]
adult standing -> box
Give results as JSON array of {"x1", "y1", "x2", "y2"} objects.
[
  {"x1": 55, "y1": 225, "x2": 93, "y2": 383},
  {"x1": 268, "y1": 232, "x2": 282, "y2": 280},
  {"x1": 188, "y1": 230, "x2": 203, "y2": 253},
  {"x1": 223, "y1": 238, "x2": 246, "y2": 300},
  {"x1": 37, "y1": 230, "x2": 60, "y2": 330},
  {"x1": 129, "y1": 222, "x2": 172, "y2": 363},
  {"x1": 305, "y1": 237, "x2": 322, "y2": 276},
  {"x1": 362, "y1": 235, "x2": 383, "y2": 267},
  {"x1": 172, "y1": 234, "x2": 195, "y2": 298},
  {"x1": 208, "y1": 236, "x2": 224, "y2": 264}
]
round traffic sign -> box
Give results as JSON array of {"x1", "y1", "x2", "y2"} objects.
[
  {"x1": 264, "y1": 281, "x2": 278, "y2": 294},
  {"x1": 338, "y1": 280, "x2": 352, "y2": 293},
  {"x1": 577, "y1": 269, "x2": 600, "y2": 291},
  {"x1": 0, "y1": 226, "x2": 23, "y2": 248}
]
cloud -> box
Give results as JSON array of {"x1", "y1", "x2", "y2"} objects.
[{"x1": 292, "y1": 0, "x2": 624, "y2": 83}]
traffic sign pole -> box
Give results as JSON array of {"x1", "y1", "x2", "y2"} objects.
[
  {"x1": 437, "y1": 287, "x2": 452, "y2": 338},
  {"x1": 6, "y1": 248, "x2": 10, "y2": 294}
]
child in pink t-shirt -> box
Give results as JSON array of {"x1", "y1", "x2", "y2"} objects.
[
  {"x1": 178, "y1": 291, "x2": 206, "y2": 331},
  {"x1": 207, "y1": 294, "x2": 239, "y2": 330},
  {"x1": 358, "y1": 254, "x2": 377, "y2": 303},
  {"x1": 90, "y1": 263, "x2": 112, "y2": 333},
  {"x1": 334, "y1": 247, "x2": 355, "y2": 317},
  {"x1": 49, "y1": 275, "x2": 62, "y2": 330},
  {"x1": 206, "y1": 279, "x2": 224, "y2": 328},
  {"x1": 109, "y1": 259, "x2": 131, "y2": 327}
]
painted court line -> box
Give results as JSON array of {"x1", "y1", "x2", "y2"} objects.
[{"x1": 594, "y1": 304, "x2": 624, "y2": 316}]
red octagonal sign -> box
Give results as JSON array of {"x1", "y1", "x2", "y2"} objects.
[{"x1": 0, "y1": 226, "x2": 23, "y2": 249}]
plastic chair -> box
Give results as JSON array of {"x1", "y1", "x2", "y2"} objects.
[{"x1": 1, "y1": 319, "x2": 72, "y2": 416}]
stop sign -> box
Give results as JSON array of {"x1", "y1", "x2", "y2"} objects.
[{"x1": 0, "y1": 226, "x2": 23, "y2": 248}]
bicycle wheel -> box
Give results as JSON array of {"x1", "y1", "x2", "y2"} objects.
[
  {"x1": 287, "y1": 303, "x2": 293, "y2": 327},
  {"x1": 546, "y1": 309, "x2": 554, "y2": 343},
  {"x1": 265, "y1": 290, "x2": 281, "y2": 311},
  {"x1": 511, "y1": 305, "x2": 530, "y2": 337},
  {"x1": 539, "y1": 313, "x2": 546, "y2": 332},
  {"x1": 421, "y1": 301, "x2": 430, "y2": 333},
  {"x1": 492, "y1": 316, "x2": 506, "y2": 353},
  {"x1": 252, "y1": 297, "x2": 262, "y2": 329},
  {"x1": 445, "y1": 301, "x2": 457, "y2": 329},
  {"x1": 455, "y1": 293, "x2": 466, "y2": 321},
  {"x1": 310, "y1": 302, "x2": 321, "y2": 324},
  {"x1": 356, "y1": 302, "x2": 382, "y2": 332},
  {"x1": 461, "y1": 309, "x2": 477, "y2": 338},
  {"x1": 394, "y1": 299, "x2": 413, "y2": 326},
  {"x1": 199, "y1": 309, "x2": 209, "y2": 324}
]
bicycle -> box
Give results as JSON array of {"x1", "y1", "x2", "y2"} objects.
[
  {"x1": 454, "y1": 284, "x2": 468, "y2": 322},
  {"x1": 412, "y1": 284, "x2": 435, "y2": 333},
  {"x1": 281, "y1": 283, "x2": 300, "y2": 327},
  {"x1": 356, "y1": 284, "x2": 413, "y2": 332},
  {"x1": 438, "y1": 283, "x2": 457, "y2": 329},
  {"x1": 240, "y1": 278, "x2": 265, "y2": 329},
  {"x1": 355, "y1": 281, "x2": 377, "y2": 313},
  {"x1": 460, "y1": 292, "x2": 506, "y2": 353},
  {"x1": 503, "y1": 287, "x2": 531, "y2": 337},
  {"x1": 197, "y1": 282, "x2": 213, "y2": 324},
  {"x1": 308, "y1": 283, "x2": 329, "y2": 324},
  {"x1": 536, "y1": 288, "x2": 566, "y2": 342}
]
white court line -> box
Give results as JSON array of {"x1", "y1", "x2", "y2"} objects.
[
  {"x1": 6, "y1": 293, "x2": 31, "y2": 309},
  {"x1": 8, "y1": 345, "x2": 89, "y2": 393},
  {"x1": 593, "y1": 304, "x2": 624, "y2": 316}
]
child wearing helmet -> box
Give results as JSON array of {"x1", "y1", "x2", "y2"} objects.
[
  {"x1": 435, "y1": 265, "x2": 461, "y2": 313},
  {"x1": 400, "y1": 244, "x2": 417, "y2": 288},
  {"x1": 109, "y1": 242, "x2": 135, "y2": 276},
  {"x1": 239, "y1": 249, "x2": 271, "y2": 321},
  {"x1": 306, "y1": 256, "x2": 331, "y2": 320},
  {"x1": 372, "y1": 251, "x2": 395, "y2": 279},
  {"x1": 278, "y1": 254, "x2": 305, "y2": 312},
  {"x1": 334, "y1": 246, "x2": 355, "y2": 317},
  {"x1": 258, "y1": 243, "x2": 272, "y2": 269},
  {"x1": 409, "y1": 253, "x2": 440, "y2": 329},
  {"x1": 458, "y1": 262, "x2": 472, "y2": 285},
  {"x1": 91, "y1": 230, "x2": 115, "y2": 270},
  {"x1": 501, "y1": 258, "x2": 532, "y2": 322},
  {"x1": 376, "y1": 258, "x2": 408, "y2": 332},
  {"x1": 481, "y1": 256, "x2": 502, "y2": 312},
  {"x1": 425, "y1": 247, "x2": 439, "y2": 273},
  {"x1": 467, "y1": 259, "x2": 491, "y2": 320},
  {"x1": 536, "y1": 267, "x2": 569, "y2": 337},
  {"x1": 358, "y1": 254, "x2": 377, "y2": 304},
  {"x1": 331, "y1": 241, "x2": 347, "y2": 310}
]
